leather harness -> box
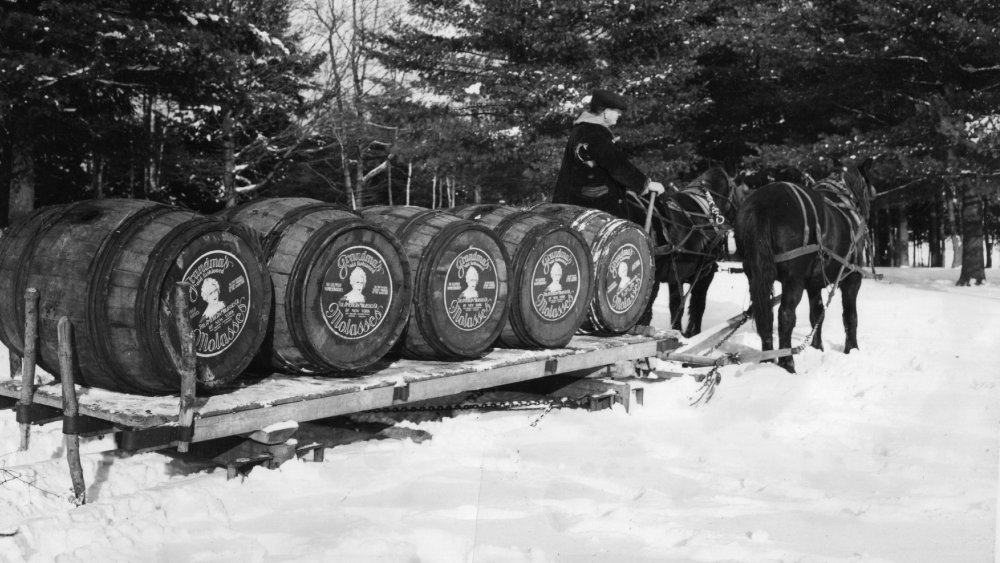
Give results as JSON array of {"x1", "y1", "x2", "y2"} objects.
[{"x1": 772, "y1": 179, "x2": 868, "y2": 278}]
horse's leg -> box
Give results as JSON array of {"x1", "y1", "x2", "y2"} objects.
[
  {"x1": 668, "y1": 281, "x2": 684, "y2": 331},
  {"x1": 806, "y1": 284, "x2": 825, "y2": 351},
  {"x1": 777, "y1": 279, "x2": 805, "y2": 373},
  {"x1": 683, "y1": 266, "x2": 716, "y2": 337},
  {"x1": 840, "y1": 271, "x2": 862, "y2": 353},
  {"x1": 743, "y1": 270, "x2": 774, "y2": 356}
]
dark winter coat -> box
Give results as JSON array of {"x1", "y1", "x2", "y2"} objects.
[{"x1": 552, "y1": 117, "x2": 649, "y2": 221}]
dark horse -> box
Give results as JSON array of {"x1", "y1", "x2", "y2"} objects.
[
  {"x1": 734, "y1": 161, "x2": 875, "y2": 373},
  {"x1": 625, "y1": 166, "x2": 745, "y2": 337}
]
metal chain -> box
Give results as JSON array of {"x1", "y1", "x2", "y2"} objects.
[
  {"x1": 370, "y1": 395, "x2": 592, "y2": 415},
  {"x1": 530, "y1": 403, "x2": 555, "y2": 427},
  {"x1": 689, "y1": 366, "x2": 722, "y2": 406},
  {"x1": 699, "y1": 187, "x2": 726, "y2": 225}
]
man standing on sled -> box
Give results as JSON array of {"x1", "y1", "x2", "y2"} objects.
[
  {"x1": 552, "y1": 89, "x2": 667, "y2": 221},
  {"x1": 552, "y1": 89, "x2": 667, "y2": 328}
]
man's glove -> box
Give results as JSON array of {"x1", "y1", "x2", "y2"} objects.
[{"x1": 642, "y1": 181, "x2": 666, "y2": 196}]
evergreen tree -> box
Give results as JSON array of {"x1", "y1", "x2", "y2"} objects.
[
  {"x1": 0, "y1": 0, "x2": 322, "y2": 222},
  {"x1": 372, "y1": 0, "x2": 719, "y2": 202}
]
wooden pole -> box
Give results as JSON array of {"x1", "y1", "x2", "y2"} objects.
[
  {"x1": 58, "y1": 317, "x2": 86, "y2": 505},
  {"x1": 174, "y1": 283, "x2": 197, "y2": 453},
  {"x1": 18, "y1": 287, "x2": 39, "y2": 451},
  {"x1": 644, "y1": 194, "x2": 656, "y2": 233},
  {"x1": 387, "y1": 159, "x2": 393, "y2": 206}
]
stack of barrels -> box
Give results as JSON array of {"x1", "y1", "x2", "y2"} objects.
[{"x1": 0, "y1": 198, "x2": 656, "y2": 396}]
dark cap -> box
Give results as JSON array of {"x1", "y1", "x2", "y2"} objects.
[{"x1": 589, "y1": 89, "x2": 630, "y2": 113}]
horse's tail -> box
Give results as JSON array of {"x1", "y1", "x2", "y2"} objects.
[{"x1": 735, "y1": 198, "x2": 775, "y2": 338}]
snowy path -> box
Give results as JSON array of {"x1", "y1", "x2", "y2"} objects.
[{"x1": 1, "y1": 268, "x2": 997, "y2": 562}]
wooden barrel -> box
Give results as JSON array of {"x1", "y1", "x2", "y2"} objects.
[
  {"x1": 0, "y1": 199, "x2": 272, "y2": 395},
  {"x1": 219, "y1": 198, "x2": 411, "y2": 373},
  {"x1": 530, "y1": 203, "x2": 655, "y2": 334},
  {"x1": 452, "y1": 204, "x2": 593, "y2": 348},
  {"x1": 358, "y1": 206, "x2": 510, "y2": 359}
]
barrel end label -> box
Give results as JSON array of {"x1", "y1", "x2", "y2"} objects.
[
  {"x1": 320, "y1": 245, "x2": 392, "y2": 340},
  {"x1": 606, "y1": 243, "x2": 643, "y2": 314},
  {"x1": 182, "y1": 250, "x2": 251, "y2": 358},
  {"x1": 531, "y1": 244, "x2": 581, "y2": 322},
  {"x1": 444, "y1": 246, "x2": 498, "y2": 331}
]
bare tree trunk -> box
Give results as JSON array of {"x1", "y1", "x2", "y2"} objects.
[
  {"x1": 946, "y1": 190, "x2": 962, "y2": 267},
  {"x1": 406, "y1": 162, "x2": 412, "y2": 206},
  {"x1": 340, "y1": 143, "x2": 356, "y2": 209},
  {"x1": 91, "y1": 155, "x2": 105, "y2": 199},
  {"x1": 431, "y1": 174, "x2": 437, "y2": 209},
  {"x1": 474, "y1": 183, "x2": 481, "y2": 204},
  {"x1": 986, "y1": 233, "x2": 994, "y2": 269},
  {"x1": 144, "y1": 94, "x2": 155, "y2": 197},
  {"x1": 929, "y1": 194, "x2": 943, "y2": 267},
  {"x1": 985, "y1": 198, "x2": 993, "y2": 269},
  {"x1": 895, "y1": 206, "x2": 909, "y2": 267},
  {"x1": 956, "y1": 182, "x2": 985, "y2": 285},
  {"x1": 9, "y1": 141, "x2": 35, "y2": 225},
  {"x1": 128, "y1": 131, "x2": 137, "y2": 199},
  {"x1": 222, "y1": 108, "x2": 237, "y2": 208},
  {"x1": 355, "y1": 142, "x2": 365, "y2": 208},
  {"x1": 873, "y1": 208, "x2": 891, "y2": 267}
]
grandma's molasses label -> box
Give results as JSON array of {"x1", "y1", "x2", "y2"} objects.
[
  {"x1": 531, "y1": 245, "x2": 581, "y2": 322},
  {"x1": 320, "y1": 246, "x2": 392, "y2": 339},
  {"x1": 606, "y1": 243, "x2": 642, "y2": 314},
  {"x1": 444, "y1": 247, "x2": 498, "y2": 331},
  {"x1": 183, "y1": 250, "x2": 251, "y2": 358}
]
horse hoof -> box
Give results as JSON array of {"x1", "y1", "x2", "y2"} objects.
[{"x1": 778, "y1": 359, "x2": 796, "y2": 374}]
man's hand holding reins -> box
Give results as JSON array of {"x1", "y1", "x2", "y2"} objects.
[{"x1": 643, "y1": 180, "x2": 666, "y2": 196}]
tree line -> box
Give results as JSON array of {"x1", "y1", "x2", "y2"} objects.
[{"x1": 2, "y1": 0, "x2": 999, "y2": 282}]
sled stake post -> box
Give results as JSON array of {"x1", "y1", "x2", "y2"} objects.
[
  {"x1": 175, "y1": 283, "x2": 197, "y2": 453},
  {"x1": 17, "y1": 288, "x2": 40, "y2": 452},
  {"x1": 58, "y1": 317, "x2": 86, "y2": 505}
]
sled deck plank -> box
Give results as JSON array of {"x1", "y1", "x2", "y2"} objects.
[{"x1": 0, "y1": 332, "x2": 681, "y2": 443}]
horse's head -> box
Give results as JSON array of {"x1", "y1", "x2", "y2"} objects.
[
  {"x1": 842, "y1": 158, "x2": 876, "y2": 220},
  {"x1": 686, "y1": 166, "x2": 742, "y2": 223}
]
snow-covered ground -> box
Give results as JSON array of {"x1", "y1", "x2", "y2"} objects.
[{"x1": 1, "y1": 266, "x2": 998, "y2": 563}]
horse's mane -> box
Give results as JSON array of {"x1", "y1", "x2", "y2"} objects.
[{"x1": 683, "y1": 166, "x2": 729, "y2": 194}]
